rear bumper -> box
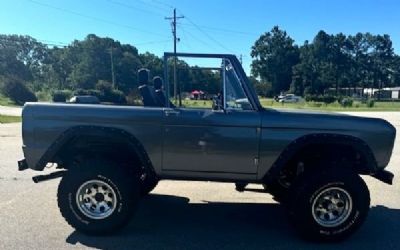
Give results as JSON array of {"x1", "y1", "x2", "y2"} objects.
[{"x1": 372, "y1": 169, "x2": 394, "y2": 185}]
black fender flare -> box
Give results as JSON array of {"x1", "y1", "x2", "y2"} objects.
[
  {"x1": 35, "y1": 125, "x2": 155, "y2": 173},
  {"x1": 264, "y1": 133, "x2": 378, "y2": 181}
]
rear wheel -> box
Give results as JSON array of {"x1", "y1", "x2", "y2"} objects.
[
  {"x1": 287, "y1": 168, "x2": 370, "y2": 241},
  {"x1": 57, "y1": 158, "x2": 140, "y2": 235}
]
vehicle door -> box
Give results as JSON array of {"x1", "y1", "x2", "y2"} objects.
[{"x1": 162, "y1": 58, "x2": 261, "y2": 174}]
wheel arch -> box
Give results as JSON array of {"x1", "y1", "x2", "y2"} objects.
[
  {"x1": 263, "y1": 133, "x2": 378, "y2": 182},
  {"x1": 36, "y1": 125, "x2": 155, "y2": 174}
]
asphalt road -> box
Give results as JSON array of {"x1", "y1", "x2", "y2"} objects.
[{"x1": 0, "y1": 112, "x2": 399, "y2": 250}]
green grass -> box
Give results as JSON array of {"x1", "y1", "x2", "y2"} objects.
[
  {"x1": 0, "y1": 94, "x2": 17, "y2": 107},
  {"x1": 0, "y1": 115, "x2": 21, "y2": 123},
  {"x1": 177, "y1": 98, "x2": 400, "y2": 111},
  {"x1": 260, "y1": 98, "x2": 400, "y2": 111},
  {"x1": 178, "y1": 99, "x2": 213, "y2": 108}
]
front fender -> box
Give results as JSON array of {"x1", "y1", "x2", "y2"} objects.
[{"x1": 260, "y1": 133, "x2": 378, "y2": 181}]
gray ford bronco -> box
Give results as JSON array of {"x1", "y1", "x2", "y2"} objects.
[{"x1": 18, "y1": 53, "x2": 396, "y2": 241}]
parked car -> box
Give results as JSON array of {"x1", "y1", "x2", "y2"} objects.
[
  {"x1": 18, "y1": 52, "x2": 396, "y2": 242},
  {"x1": 69, "y1": 95, "x2": 100, "y2": 104},
  {"x1": 278, "y1": 94, "x2": 302, "y2": 103}
]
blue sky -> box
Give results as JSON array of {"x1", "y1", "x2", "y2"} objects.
[{"x1": 1, "y1": 0, "x2": 399, "y2": 73}]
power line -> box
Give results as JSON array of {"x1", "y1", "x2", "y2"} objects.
[
  {"x1": 181, "y1": 28, "x2": 219, "y2": 51},
  {"x1": 179, "y1": 25, "x2": 193, "y2": 50},
  {"x1": 180, "y1": 22, "x2": 259, "y2": 36},
  {"x1": 122, "y1": 0, "x2": 172, "y2": 12},
  {"x1": 105, "y1": 0, "x2": 165, "y2": 17},
  {"x1": 150, "y1": 0, "x2": 174, "y2": 11},
  {"x1": 26, "y1": 0, "x2": 167, "y2": 37},
  {"x1": 135, "y1": 39, "x2": 171, "y2": 46},
  {"x1": 0, "y1": 37, "x2": 171, "y2": 50},
  {"x1": 0, "y1": 37, "x2": 67, "y2": 48},
  {"x1": 36, "y1": 39, "x2": 69, "y2": 46},
  {"x1": 177, "y1": 10, "x2": 236, "y2": 54}
]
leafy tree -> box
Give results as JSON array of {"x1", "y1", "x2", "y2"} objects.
[
  {"x1": 1, "y1": 30, "x2": 398, "y2": 105},
  {"x1": 139, "y1": 52, "x2": 163, "y2": 78},
  {"x1": 0, "y1": 35, "x2": 48, "y2": 82},
  {"x1": 289, "y1": 31, "x2": 396, "y2": 97},
  {"x1": 249, "y1": 76, "x2": 272, "y2": 97},
  {"x1": 0, "y1": 77, "x2": 37, "y2": 104},
  {"x1": 251, "y1": 26, "x2": 300, "y2": 95}
]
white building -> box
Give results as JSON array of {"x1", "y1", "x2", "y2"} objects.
[{"x1": 366, "y1": 87, "x2": 400, "y2": 99}]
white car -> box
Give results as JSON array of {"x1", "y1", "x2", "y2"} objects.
[{"x1": 278, "y1": 94, "x2": 302, "y2": 103}]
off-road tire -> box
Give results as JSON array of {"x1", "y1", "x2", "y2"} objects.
[
  {"x1": 287, "y1": 168, "x2": 370, "y2": 242},
  {"x1": 57, "y1": 158, "x2": 140, "y2": 235}
]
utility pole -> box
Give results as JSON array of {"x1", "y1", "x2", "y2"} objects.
[
  {"x1": 165, "y1": 8, "x2": 184, "y2": 105},
  {"x1": 239, "y1": 54, "x2": 243, "y2": 65},
  {"x1": 109, "y1": 47, "x2": 116, "y2": 89}
]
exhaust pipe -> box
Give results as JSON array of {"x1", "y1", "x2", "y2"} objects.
[{"x1": 32, "y1": 170, "x2": 66, "y2": 183}]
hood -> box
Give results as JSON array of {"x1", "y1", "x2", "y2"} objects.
[{"x1": 262, "y1": 108, "x2": 395, "y2": 134}]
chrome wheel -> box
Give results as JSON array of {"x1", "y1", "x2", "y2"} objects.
[
  {"x1": 76, "y1": 180, "x2": 117, "y2": 220},
  {"x1": 311, "y1": 187, "x2": 352, "y2": 228}
]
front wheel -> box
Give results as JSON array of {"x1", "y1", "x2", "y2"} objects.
[
  {"x1": 57, "y1": 158, "x2": 140, "y2": 235},
  {"x1": 287, "y1": 168, "x2": 370, "y2": 241}
]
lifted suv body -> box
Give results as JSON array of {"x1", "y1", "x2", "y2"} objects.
[
  {"x1": 20, "y1": 53, "x2": 396, "y2": 182},
  {"x1": 18, "y1": 52, "x2": 396, "y2": 240}
]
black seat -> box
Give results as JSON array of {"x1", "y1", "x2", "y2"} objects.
[
  {"x1": 139, "y1": 85, "x2": 158, "y2": 107},
  {"x1": 138, "y1": 68, "x2": 158, "y2": 107},
  {"x1": 153, "y1": 76, "x2": 174, "y2": 108}
]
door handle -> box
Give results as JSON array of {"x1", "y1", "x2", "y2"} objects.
[{"x1": 164, "y1": 109, "x2": 180, "y2": 116}]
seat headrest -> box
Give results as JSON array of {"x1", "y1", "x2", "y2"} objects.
[
  {"x1": 138, "y1": 68, "x2": 150, "y2": 85},
  {"x1": 153, "y1": 76, "x2": 163, "y2": 90}
]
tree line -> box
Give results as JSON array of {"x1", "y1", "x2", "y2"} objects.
[
  {"x1": 0, "y1": 28, "x2": 399, "y2": 105},
  {"x1": 0, "y1": 34, "x2": 221, "y2": 104},
  {"x1": 251, "y1": 26, "x2": 400, "y2": 98}
]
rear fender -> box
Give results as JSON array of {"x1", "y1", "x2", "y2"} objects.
[{"x1": 35, "y1": 125, "x2": 155, "y2": 174}]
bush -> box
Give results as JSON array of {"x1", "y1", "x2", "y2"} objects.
[
  {"x1": 305, "y1": 94, "x2": 337, "y2": 104},
  {"x1": 74, "y1": 85, "x2": 126, "y2": 104},
  {"x1": 340, "y1": 98, "x2": 353, "y2": 107},
  {"x1": 95, "y1": 80, "x2": 113, "y2": 93},
  {"x1": 74, "y1": 89, "x2": 89, "y2": 96},
  {"x1": 304, "y1": 94, "x2": 314, "y2": 102},
  {"x1": 36, "y1": 90, "x2": 52, "y2": 102},
  {"x1": 126, "y1": 90, "x2": 142, "y2": 106},
  {"x1": 366, "y1": 99, "x2": 375, "y2": 108},
  {"x1": 95, "y1": 81, "x2": 126, "y2": 104},
  {"x1": 0, "y1": 77, "x2": 37, "y2": 105},
  {"x1": 101, "y1": 89, "x2": 126, "y2": 104},
  {"x1": 52, "y1": 90, "x2": 72, "y2": 102},
  {"x1": 87, "y1": 89, "x2": 102, "y2": 98},
  {"x1": 322, "y1": 95, "x2": 336, "y2": 104},
  {"x1": 73, "y1": 89, "x2": 101, "y2": 98}
]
